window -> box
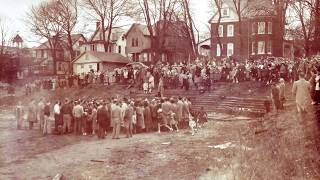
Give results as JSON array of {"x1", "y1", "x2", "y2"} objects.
[
  {"x1": 258, "y1": 41, "x2": 265, "y2": 54},
  {"x1": 258, "y1": 22, "x2": 266, "y2": 34},
  {"x1": 91, "y1": 44, "x2": 96, "y2": 51},
  {"x1": 227, "y1": 24, "x2": 234, "y2": 37},
  {"x1": 58, "y1": 63, "x2": 62, "y2": 71},
  {"x1": 268, "y1": 22, "x2": 272, "y2": 34},
  {"x1": 118, "y1": 46, "x2": 121, "y2": 54},
  {"x1": 222, "y1": 8, "x2": 230, "y2": 17},
  {"x1": 135, "y1": 38, "x2": 139, "y2": 47},
  {"x1": 89, "y1": 65, "x2": 93, "y2": 69},
  {"x1": 218, "y1": 25, "x2": 223, "y2": 37},
  {"x1": 252, "y1": 22, "x2": 256, "y2": 35},
  {"x1": 252, "y1": 41, "x2": 256, "y2": 55},
  {"x1": 227, "y1": 43, "x2": 234, "y2": 57},
  {"x1": 216, "y1": 44, "x2": 221, "y2": 57},
  {"x1": 267, "y1": 41, "x2": 272, "y2": 54},
  {"x1": 132, "y1": 38, "x2": 135, "y2": 47},
  {"x1": 81, "y1": 65, "x2": 84, "y2": 69}
]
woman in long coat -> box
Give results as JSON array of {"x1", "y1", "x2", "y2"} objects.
[
  {"x1": 136, "y1": 102, "x2": 145, "y2": 132},
  {"x1": 16, "y1": 101, "x2": 24, "y2": 130},
  {"x1": 158, "y1": 77, "x2": 164, "y2": 98},
  {"x1": 92, "y1": 105, "x2": 98, "y2": 135},
  {"x1": 28, "y1": 100, "x2": 37, "y2": 130},
  {"x1": 143, "y1": 101, "x2": 152, "y2": 132}
]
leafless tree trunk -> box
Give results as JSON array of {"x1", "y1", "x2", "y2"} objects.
[
  {"x1": 83, "y1": 0, "x2": 131, "y2": 52},
  {"x1": 212, "y1": 0, "x2": 223, "y2": 59},
  {"x1": 290, "y1": 0, "x2": 314, "y2": 57},
  {"x1": 232, "y1": 0, "x2": 248, "y2": 60},
  {"x1": 311, "y1": 0, "x2": 320, "y2": 54},
  {"x1": 0, "y1": 17, "x2": 8, "y2": 56},
  {"x1": 182, "y1": 0, "x2": 198, "y2": 58},
  {"x1": 56, "y1": 0, "x2": 78, "y2": 61},
  {"x1": 273, "y1": 0, "x2": 291, "y2": 41},
  {"x1": 55, "y1": 0, "x2": 78, "y2": 74},
  {"x1": 27, "y1": 1, "x2": 64, "y2": 75},
  {"x1": 137, "y1": 0, "x2": 183, "y2": 62}
]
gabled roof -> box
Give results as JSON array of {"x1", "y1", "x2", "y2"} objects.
[
  {"x1": 13, "y1": 34, "x2": 23, "y2": 43},
  {"x1": 36, "y1": 34, "x2": 86, "y2": 49},
  {"x1": 125, "y1": 23, "x2": 152, "y2": 37},
  {"x1": 89, "y1": 26, "x2": 127, "y2": 42},
  {"x1": 241, "y1": 0, "x2": 275, "y2": 18},
  {"x1": 125, "y1": 21, "x2": 188, "y2": 38},
  {"x1": 209, "y1": 0, "x2": 275, "y2": 23},
  {"x1": 73, "y1": 51, "x2": 130, "y2": 64},
  {"x1": 70, "y1": 34, "x2": 86, "y2": 45}
]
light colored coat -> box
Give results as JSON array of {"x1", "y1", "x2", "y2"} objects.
[{"x1": 292, "y1": 79, "x2": 311, "y2": 111}]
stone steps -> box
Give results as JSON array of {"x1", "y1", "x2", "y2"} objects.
[{"x1": 129, "y1": 83, "x2": 269, "y2": 117}]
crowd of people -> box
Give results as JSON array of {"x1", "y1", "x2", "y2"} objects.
[
  {"x1": 23, "y1": 57, "x2": 320, "y2": 96},
  {"x1": 15, "y1": 95, "x2": 208, "y2": 138},
  {"x1": 17, "y1": 56, "x2": 320, "y2": 135}
]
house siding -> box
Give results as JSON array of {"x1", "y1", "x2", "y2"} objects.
[{"x1": 211, "y1": 16, "x2": 283, "y2": 61}]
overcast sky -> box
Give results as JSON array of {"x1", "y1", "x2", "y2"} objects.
[{"x1": 0, "y1": 0, "x2": 212, "y2": 47}]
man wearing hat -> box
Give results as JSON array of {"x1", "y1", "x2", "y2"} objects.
[
  {"x1": 111, "y1": 99, "x2": 122, "y2": 139},
  {"x1": 61, "y1": 98, "x2": 73, "y2": 134},
  {"x1": 292, "y1": 72, "x2": 311, "y2": 113},
  {"x1": 124, "y1": 100, "x2": 134, "y2": 138},
  {"x1": 278, "y1": 78, "x2": 286, "y2": 109},
  {"x1": 97, "y1": 101, "x2": 109, "y2": 139},
  {"x1": 73, "y1": 101, "x2": 84, "y2": 135}
]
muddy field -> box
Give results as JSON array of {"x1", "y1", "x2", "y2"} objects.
[
  {"x1": 0, "y1": 105, "x2": 320, "y2": 179},
  {"x1": 0, "y1": 83, "x2": 320, "y2": 179}
]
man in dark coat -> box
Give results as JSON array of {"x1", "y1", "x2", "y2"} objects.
[{"x1": 97, "y1": 101, "x2": 110, "y2": 139}]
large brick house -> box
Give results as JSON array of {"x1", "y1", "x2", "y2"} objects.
[{"x1": 210, "y1": 0, "x2": 291, "y2": 61}]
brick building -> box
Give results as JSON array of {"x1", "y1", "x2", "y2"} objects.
[{"x1": 209, "y1": 0, "x2": 290, "y2": 61}]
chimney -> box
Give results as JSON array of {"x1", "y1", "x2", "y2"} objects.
[{"x1": 96, "y1": 21, "x2": 101, "y2": 30}]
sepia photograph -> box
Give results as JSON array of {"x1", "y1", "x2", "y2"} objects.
[{"x1": 0, "y1": 0, "x2": 320, "y2": 179}]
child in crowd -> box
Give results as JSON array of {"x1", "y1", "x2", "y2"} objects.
[
  {"x1": 169, "y1": 111, "x2": 179, "y2": 132},
  {"x1": 188, "y1": 114, "x2": 197, "y2": 136}
]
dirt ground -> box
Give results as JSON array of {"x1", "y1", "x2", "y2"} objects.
[{"x1": 0, "y1": 84, "x2": 320, "y2": 179}]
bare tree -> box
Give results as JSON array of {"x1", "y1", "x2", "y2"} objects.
[
  {"x1": 182, "y1": 0, "x2": 198, "y2": 58},
  {"x1": 231, "y1": 0, "x2": 249, "y2": 59},
  {"x1": 82, "y1": 0, "x2": 132, "y2": 52},
  {"x1": 137, "y1": 0, "x2": 189, "y2": 61},
  {"x1": 273, "y1": 0, "x2": 292, "y2": 40},
  {"x1": 289, "y1": 0, "x2": 313, "y2": 57},
  {"x1": 27, "y1": 0, "x2": 64, "y2": 74},
  {"x1": 0, "y1": 17, "x2": 8, "y2": 55},
  {"x1": 56, "y1": 0, "x2": 78, "y2": 62},
  {"x1": 211, "y1": 0, "x2": 223, "y2": 58}
]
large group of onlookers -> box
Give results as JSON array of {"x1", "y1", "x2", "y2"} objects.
[
  {"x1": 15, "y1": 56, "x2": 320, "y2": 137},
  {"x1": 24, "y1": 57, "x2": 320, "y2": 95},
  {"x1": 15, "y1": 95, "x2": 208, "y2": 137}
]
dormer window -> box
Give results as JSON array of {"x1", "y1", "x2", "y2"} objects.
[{"x1": 222, "y1": 8, "x2": 230, "y2": 17}]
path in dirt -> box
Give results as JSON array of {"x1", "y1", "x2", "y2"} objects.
[{"x1": 0, "y1": 106, "x2": 320, "y2": 179}]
